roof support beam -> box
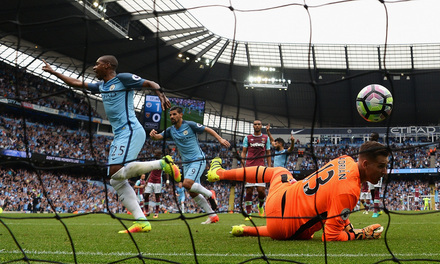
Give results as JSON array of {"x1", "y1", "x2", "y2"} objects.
[
  {"x1": 180, "y1": 34, "x2": 215, "y2": 53},
  {"x1": 230, "y1": 42, "x2": 238, "y2": 65},
  {"x1": 377, "y1": 46, "x2": 382, "y2": 70},
  {"x1": 311, "y1": 45, "x2": 323, "y2": 127},
  {"x1": 245, "y1": 43, "x2": 251, "y2": 72},
  {"x1": 210, "y1": 40, "x2": 229, "y2": 68},
  {"x1": 155, "y1": 27, "x2": 205, "y2": 38},
  {"x1": 345, "y1": 45, "x2": 355, "y2": 126},
  {"x1": 165, "y1": 30, "x2": 208, "y2": 46},
  {"x1": 130, "y1": 9, "x2": 187, "y2": 20},
  {"x1": 279, "y1": 44, "x2": 290, "y2": 127},
  {"x1": 194, "y1": 37, "x2": 222, "y2": 60},
  {"x1": 219, "y1": 42, "x2": 238, "y2": 135}
]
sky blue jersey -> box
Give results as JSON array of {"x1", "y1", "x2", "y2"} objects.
[
  {"x1": 88, "y1": 73, "x2": 145, "y2": 135},
  {"x1": 161, "y1": 120, "x2": 205, "y2": 162},
  {"x1": 176, "y1": 186, "x2": 186, "y2": 202},
  {"x1": 274, "y1": 149, "x2": 289, "y2": 168}
]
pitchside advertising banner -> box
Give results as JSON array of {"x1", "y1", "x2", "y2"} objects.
[
  {"x1": 0, "y1": 97, "x2": 107, "y2": 124},
  {"x1": 0, "y1": 150, "x2": 93, "y2": 165},
  {"x1": 273, "y1": 126, "x2": 440, "y2": 135}
]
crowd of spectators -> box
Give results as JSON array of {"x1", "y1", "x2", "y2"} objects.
[
  {"x1": 1, "y1": 113, "x2": 438, "y2": 171},
  {"x1": 0, "y1": 167, "x2": 120, "y2": 214},
  {"x1": 0, "y1": 114, "x2": 110, "y2": 162},
  {"x1": 0, "y1": 61, "x2": 101, "y2": 118},
  {"x1": 1, "y1": 164, "x2": 438, "y2": 215},
  {"x1": 1, "y1": 115, "x2": 440, "y2": 214},
  {"x1": 293, "y1": 143, "x2": 436, "y2": 171},
  {"x1": 383, "y1": 179, "x2": 437, "y2": 211},
  {"x1": 0, "y1": 60, "x2": 439, "y2": 214}
]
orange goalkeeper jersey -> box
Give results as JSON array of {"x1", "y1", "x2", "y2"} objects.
[{"x1": 266, "y1": 155, "x2": 360, "y2": 241}]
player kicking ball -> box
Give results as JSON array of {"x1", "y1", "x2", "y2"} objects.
[
  {"x1": 207, "y1": 141, "x2": 386, "y2": 241},
  {"x1": 42, "y1": 55, "x2": 179, "y2": 234},
  {"x1": 114, "y1": 155, "x2": 181, "y2": 233}
]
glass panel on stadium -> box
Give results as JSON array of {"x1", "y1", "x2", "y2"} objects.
[
  {"x1": 378, "y1": 45, "x2": 412, "y2": 69},
  {"x1": 248, "y1": 43, "x2": 281, "y2": 67},
  {"x1": 412, "y1": 44, "x2": 440, "y2": 69},
  {"x1": 280, "y1": 44, "x2": 311, "y2": 69},
  {"x1": 314, "y1": 45, "x2": 347, "y2": 69},
  {"x1": 346, "y1": 45, "x2": 380, "y2": 70}
]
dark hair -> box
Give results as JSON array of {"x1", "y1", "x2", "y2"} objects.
[
  {"x1": 275, "y1": 138, "x2": 285, "y2": 145},
  {"x1": 170, "y1": 106, "x2": 183, "y2": 113},
  {"x1": 369, "y1": 132, "x2": 379, "y2": 141},
  {"x1": 359, "y1": 141, "x2": 389, "y2": 161},
  {"x1": 99, "y1": 55, "x2": 118, "y2": 70}
]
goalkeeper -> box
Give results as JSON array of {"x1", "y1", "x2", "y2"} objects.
[{"x1": 207, "y1": 141, "x2": 387, "y2": 241}]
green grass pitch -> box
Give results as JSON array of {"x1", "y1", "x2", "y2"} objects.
[{"x1": 1, "y1": 211, "x2": 439, "y2": 263}]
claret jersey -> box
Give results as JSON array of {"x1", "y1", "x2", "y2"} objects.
[{"x1": 243, "y1": 134, "x2": 270, "y2": 166}]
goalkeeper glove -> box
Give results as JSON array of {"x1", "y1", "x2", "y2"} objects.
[
  {"x1": 347, "y1": 223, "x2": 383, "y2": 240},
  {"x1": 363, "y1": 224, "x2": 383, "y2": 239}
]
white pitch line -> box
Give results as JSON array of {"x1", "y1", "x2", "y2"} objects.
[{"x1": 1, "y1": 250, "x2": 440, "y2": 258}]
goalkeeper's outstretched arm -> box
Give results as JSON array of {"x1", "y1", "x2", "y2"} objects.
[{"x1": 345, "y1": 223, "x2": 384, "y2": 240}]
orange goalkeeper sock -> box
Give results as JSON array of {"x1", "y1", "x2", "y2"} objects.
[
  {"x1": 217, "y1": 166, "x2": 276, "y2": 183},
  {"x1": 243, "y1": 225, "x2": 270, "y2": 237}
]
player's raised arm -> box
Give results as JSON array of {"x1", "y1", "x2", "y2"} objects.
[
  {"x1": 266, "y1": 123, "x2": 276, "y2": 147},
  {"x1": 142, "y1": 80, "x2": 171, "y2": 110},
  {"x1": 287, "y1": 135, "x2": 295, "y2": 153},
  {"x1": 205, "y1": 127, "x2": 230, "y2": 148},
  {"x1": 42, "y1": 59, "x2": 89, "y2": 88}
]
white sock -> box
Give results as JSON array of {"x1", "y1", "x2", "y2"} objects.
[
  {"x1": 110, "y1": 179, "x2": 145, "y2": 219},
  {"x1": 112, "y1": 160, "x2": 162, "y2": 180},
  {"x1": 189, "y1": 183, "x2": 212, "y2": 198},
  {"x1": 193, "y1": 194, "x2": 215, "y2": 215}
]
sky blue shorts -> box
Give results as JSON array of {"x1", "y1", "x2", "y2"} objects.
[
  {"x1": 182, "y1": 158, "x2": 206, "y2": 183},
  {"x1": 108, "y1": 126, "x2": 146, "y2": 166}
]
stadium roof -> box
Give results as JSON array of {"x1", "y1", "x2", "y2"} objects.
[{"x1": 1, "y1": 0, "x2": 440, "y2": 128}]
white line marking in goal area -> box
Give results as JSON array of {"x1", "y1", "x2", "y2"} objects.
[{"x1": 1, "y1": 250, "x2": 440, "y2": 258}]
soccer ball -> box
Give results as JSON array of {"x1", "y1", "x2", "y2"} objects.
[{"x1": 356, "y1": 84, "x2": 393, "y2": 122}]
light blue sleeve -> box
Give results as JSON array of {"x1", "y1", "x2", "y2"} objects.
[
  {"x1": 242, "y1": 136, "x2": 248, "y2": 148},
  {"x1": 117, "y1": 73, "x2": 146, "y2": 90},
  {"x1": 266, "y1": 138, "x2": 271, "y2": 150},
  {"x1": 87, "y1": 82, "x2": 101, "y2": 93},
  {"x1": 159, "y1": 127, "x2": 172, "y2": 139},
  {"x1": 186, "y1": 121, "x2": 205, "y2": 134}
]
